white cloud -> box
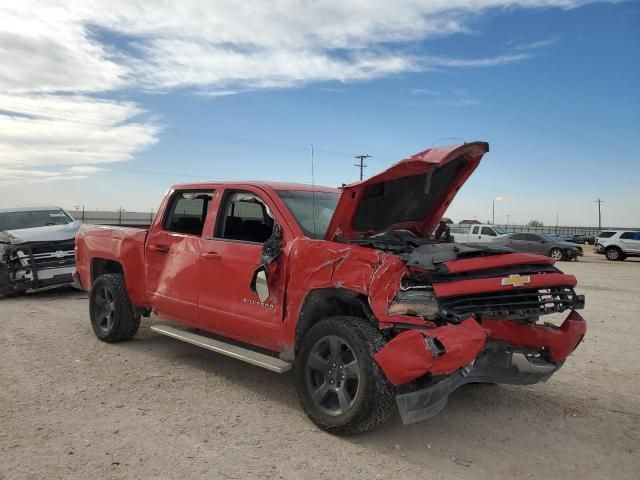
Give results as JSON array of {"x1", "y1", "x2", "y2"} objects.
[
  {"x1": 0, "y1": 94, "x2": 159, "y2": 181},
  {"x1": 0, "y1": 0, "x2": 603, "y2": 183}
]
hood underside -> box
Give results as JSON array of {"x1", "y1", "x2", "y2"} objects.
[{"x1": 325, "y1": 141, "x2": 489, "y2": 242}]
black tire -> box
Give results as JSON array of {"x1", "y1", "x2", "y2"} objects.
[
  {"x1": 89, "y1": 273, "x2": 140, "y2": 343},
  {"x1": 295, "y1": 316, "x2": 395, "y2": 435},
  {"x1": 549, "y1": 248, "x2": 564, "y2": 261},
  {"x1": 605, "y1": 247, "x2": 623, "y2": 261}
]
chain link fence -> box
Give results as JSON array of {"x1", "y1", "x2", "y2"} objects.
[{"x1": 68, "y1": 209, "x2": 155, "y2": 227}]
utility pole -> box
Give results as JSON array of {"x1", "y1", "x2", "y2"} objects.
[
  {"x1": 594, "y1": 199, "x2": 604, "y2": 230},
  {"x1": 354, "y1": 154, "x2": 371, "y2": 181}
]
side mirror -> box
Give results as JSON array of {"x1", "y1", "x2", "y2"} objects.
[
  {"x1": 261, "y1": 223, "x2": 282, "y2": 264},
  {"x1": 249, "y1": 223, "x2": 282, "y2": 303},
  {"x1": 250, "y1": 265, "x2": 270, "y2": 303}
]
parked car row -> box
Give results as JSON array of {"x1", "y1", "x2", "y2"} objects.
[
  {"x1": 448, "y1": 225, "x2": 584, "y2": 261},
  {"x1": 494, "y1": 233, "x2": 583, "y2": 261},
  {"x1": 1, "y1": 202, "x2": 636, "y2": 300}
]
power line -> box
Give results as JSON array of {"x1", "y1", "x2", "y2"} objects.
[
  {"x1": 0, "y1": 101, "x2": 398, "y2": 161},
  {"x1": 354, "y1": 154, "x2": 371, "y2": 181}
]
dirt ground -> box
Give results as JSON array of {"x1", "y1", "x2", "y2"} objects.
[{"x1": 1, "y1": 249, "x2": 639, "y2": 480}]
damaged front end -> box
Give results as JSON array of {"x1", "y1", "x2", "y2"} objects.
[
  {"x1": 369, "y1": 242, "x2": 587, "y2": 424},
  {"x1": 0, "y1": 236, "x2": 77, "y2": 297}
]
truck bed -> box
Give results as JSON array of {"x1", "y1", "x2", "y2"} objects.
[{"x1": 75, "y1": 224, "x2": 150, "y2": 306}]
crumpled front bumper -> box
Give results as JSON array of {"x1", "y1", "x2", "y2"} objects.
[
  {"x1": 374, "y1": 311, "x2": 586, "y2": 424},
  {"x1": 395, "y1": 345, "x2": 561, "y2": 424}
]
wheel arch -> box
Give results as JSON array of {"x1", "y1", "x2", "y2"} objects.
[
  {"x1": 295, "y1": 288, "x2": 376, "y2": 352},
  {"x1": 91, "y1": 257, "x2": 124, "y2": 283}
]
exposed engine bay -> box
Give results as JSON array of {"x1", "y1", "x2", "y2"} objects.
[{"x1": 351, "y1": 230, "x2": 585, "y2": 326}]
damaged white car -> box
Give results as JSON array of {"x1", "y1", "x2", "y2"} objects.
[{"x1": 0, "y1": 206, "x2": 80, "y2": 297}]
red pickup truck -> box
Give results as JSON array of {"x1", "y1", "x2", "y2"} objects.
[{"x1": 75, "y1": 141, "x2": 586, "y2": 434}]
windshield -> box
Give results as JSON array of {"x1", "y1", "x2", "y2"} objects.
[
  {"x1": 0, "y1": 209, "x2": 73, "y2": 231},
  {"x1": 277, "y1": 190, "x2": 340, "y2": 239},
  {"x1": 493, "y1": 226, "x2": 508, "y2": 235}
]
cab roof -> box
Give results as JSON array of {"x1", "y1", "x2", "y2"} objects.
[{"x1": 170, "y1": 180, "x2": 339, "y2": 194}]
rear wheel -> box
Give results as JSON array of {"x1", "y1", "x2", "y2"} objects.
[
  {"x1": 550, "y1": 248, "x2": 564, "y2": 261},
  {"x1": 605, "y1": 247, "x2": 623, "y2": 261},
  {"x1": 89, "y1": 274, "x2": 140, "y2": 342},
  {"x1": 295, "y1": 316, "x2": 395, "y2": 435}
]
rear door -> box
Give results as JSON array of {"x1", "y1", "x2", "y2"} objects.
[
  {"x1": 619, "y1": 231, "x2": 640, "y2": 254},
  {"x1": 145, "y1": 189, "x2": 214, "y2": 325},
  {"x1": 526, "y1": 234, "x2": 550, "y2": 254},
  {"x1": 470, "y1": 225, "x2": 481, "y2": 242},
  {"x1": 505, "y1": 233, "x2": 530, "y2": 252},
  {"x1": 197, "y1": 188, "x2": 288, "y2": 349}
]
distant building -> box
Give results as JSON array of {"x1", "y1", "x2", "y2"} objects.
[
  {"x1": 441, "y1": 217, "x2": 453, "y2": 224},
  {"x1": 459, "y1": 219, "x2": 481, "y2": 225}
]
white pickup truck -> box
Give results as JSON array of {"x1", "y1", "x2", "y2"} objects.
[
  {"x1": 0, "y1": 205, "x2": 80, "y2": 297},
  {"x1": 450, "y1": 224, "x2": 509, "y2": 243}
]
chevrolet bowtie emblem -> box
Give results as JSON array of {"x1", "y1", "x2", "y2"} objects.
[{"x1": 501, "y1": 274, "x2": 531, "y2": 287}]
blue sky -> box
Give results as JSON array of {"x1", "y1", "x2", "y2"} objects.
[{"x1": 1, "y1": 1, "x2": 638, "y2": 226}]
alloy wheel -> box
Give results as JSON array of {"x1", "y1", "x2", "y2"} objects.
[
  {"x1": 93, "y1": 286, "x2": 115, "y2": 333},
  {"x1": 551, "y1": 249, "x2": 563, "y2": 261},
  {"x1": 305, "y1": 335, "x2": 361, "y2": 417}
]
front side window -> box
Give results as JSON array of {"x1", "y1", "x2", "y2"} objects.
[
  {"x1": 277, "y1": 190, "x2": 340, "y2": 239},
  {"x1": 163, "y1": 190, "x2": 213, "y2": 236},
  {"x1": 481, "y1": 227, "x2": 496, "y2": 236},
  {"x1": 0, "y1": 209, "x2": 73, "y2": 231},
  {"x1": 598, "y1": 231, "x2": 616, "y2": 238},
  {"x1": 493, "y1": 226, "x2": 507, "y2": 235},
  {"x1": 217, "y1": 191, "x2": 274, "y2": 243}
]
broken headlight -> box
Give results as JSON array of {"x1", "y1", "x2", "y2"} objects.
[{"x1": 388, "y1": 289, "x2": 440, "y2": 319}]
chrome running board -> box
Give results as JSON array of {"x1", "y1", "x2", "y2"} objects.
[{"x1": 150, "y1": 324, "x2": 292, "y2": 373}]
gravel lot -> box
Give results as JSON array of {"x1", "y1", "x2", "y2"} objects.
[{"x1": 1, "y1": 250, "x2": 639, "y2": 480}]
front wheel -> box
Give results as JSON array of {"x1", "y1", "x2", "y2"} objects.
[
  {"x1": 550, "y1": 248, "x2": 564, "y2": 261},
  {"x1": 89, "y1": 274, "x2": 140, "y2": 342},
  {"x1": 295, "y1": 316, "x2": 395, "y2": 435}
]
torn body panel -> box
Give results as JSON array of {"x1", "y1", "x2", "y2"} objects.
[
  {"x1": 482, "y1": 310, "x2": 586, "y2": 363},
  {"x1": 374, "y1": 318, "x2": 486, "y2": 386},
  {"x1": 374, "y1": 309, "x2": 585, "y2": 388}
]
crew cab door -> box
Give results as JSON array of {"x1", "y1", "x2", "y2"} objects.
[
  {"x1": 197, "y1": 188, "x2": 287, "y2": 349},
  {"x1": 506, "y1": 233, "x2": 531, "y2": 252},
  {"x1": 145, "y1": 189, "x2": 214, "y2": 324},
  {"x1": 619, "y1": 231, "x2": 640, "y2": 253}
]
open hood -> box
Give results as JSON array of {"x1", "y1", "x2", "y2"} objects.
[{"x1": 325, "y1": 141, "x2": 489, "y2": 242}]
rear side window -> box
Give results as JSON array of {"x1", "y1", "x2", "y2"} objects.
[
  {"x1": 481, "y1": 227, "x2": 496, "y2": 236},
  {"x1": 511, "y1": 233, "x2": 527, "y2": 240},
  {"x1": 620, "y1": 232, "x2": 640, "y2": 240},
  {"x1": 598, "y1": 231, "x2": 616, "y2": 238},
  {"x1": 163, "y1": 190, "x2": 214, "y2": 235},
  {"x1": 471, "y1": 226, "x2": 479, "y2": 234}
]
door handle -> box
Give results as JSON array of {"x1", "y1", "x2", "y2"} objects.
[
  {"x1": 150, "y1": 244, "x2": 170, "y2": 253},
  {"x1": 201, "y1": 252, "x2": 221, "y2": 260}
]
